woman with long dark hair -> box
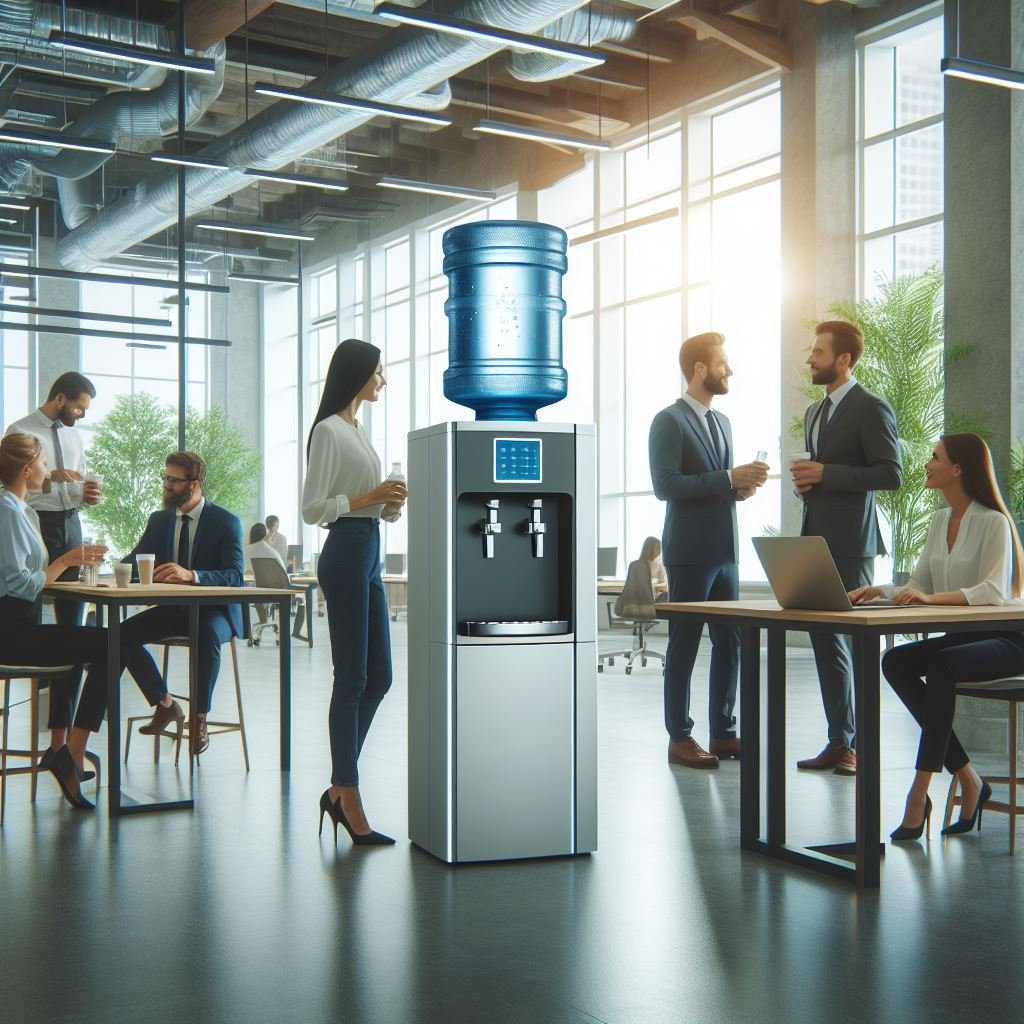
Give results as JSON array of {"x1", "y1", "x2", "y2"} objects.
[
  {"x1": 0, "y1": 432, "x2": 107, "y2": 809},
  {"x1": 850, "y1": 433, "x2": 1024, "y2": 841},
  {"x1": 302, "y1": 340, "x2": 407, "y2": 846}
]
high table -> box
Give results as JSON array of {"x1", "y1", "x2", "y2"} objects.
[
  {"x1": 44, "y1": 581, "x2": 295, "y2": 816},
  {"x1": 655, "y1": 599, "x2": 1024, "y2": 889}
]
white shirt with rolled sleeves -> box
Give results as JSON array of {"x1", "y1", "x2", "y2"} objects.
[
  {"x1": 5, "y1": 409, "x2": 86, "y2": 513},
  {"x1": 887, "y1": 501, "x2": 1015, "y2": 605},
  {"x1": 302, "y1": 416, "x2": 400, "y2": 526}
]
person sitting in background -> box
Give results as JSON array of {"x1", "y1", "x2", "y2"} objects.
[
  {"x1": 265, "y1": 515, "x2": 288, "y2": 566},
  {"x1": 0, "y1": 432, "x2": 107, "y2": 809},
  {"x1": 245, "y1": 522, "x2": 286, "y2": 574},
  {"x1": 850, "y1": 433, "x2": 1024, "y2": 841},
  {"x1": 639, "y1": 536, "x2": 668, "y2": 595}
]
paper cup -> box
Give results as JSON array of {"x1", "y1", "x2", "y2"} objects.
[
  {"x1": 137, "y1": 553, "x2": 155, "y2": 585},
  {"x1": 114, "y1": 562, "x2": 132, "y2": 588},
  {"x1": 789, "y1": 451, "x2": 811, "y2": 465}
]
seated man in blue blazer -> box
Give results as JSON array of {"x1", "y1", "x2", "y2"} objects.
[{"x1": 109, "y1": 450, "x2": 243, "y2": 755}]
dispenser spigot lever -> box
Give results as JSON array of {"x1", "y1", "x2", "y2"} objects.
[
  {"x1": 481, "y1": 499, "x2": 501, "y2": 559},
  {"x1": 526, "y1": 499, "x2": 546, "y2": 558}
]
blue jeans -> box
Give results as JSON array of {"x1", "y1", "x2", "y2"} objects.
[{"x1": 319, "y1": 518, "x2": 393, "y2": 787}]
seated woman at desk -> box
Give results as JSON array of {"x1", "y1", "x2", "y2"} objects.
[
  {"x1": 0, "y1": 432, "x2": 106, "y2": 809},
  {"x1": 849, "y1": 433, "x2": 1024, "y2": 841},
  {"x1": 639, "y1": 536, "x2": 668, "y2": 595}
]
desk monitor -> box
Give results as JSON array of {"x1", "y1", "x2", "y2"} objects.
[
  {"x1": 597, "y1": 547, "x2": 617, "y2": 579},
  {"x1": 287, "y1": 544, "x2": 303, "y2": 569},
  {"x1": 385, "y1": 553, "x2": 406, "y2": 575},
  {"x1": 752, "y1": 536, "x2": 899, "y2": 611}
]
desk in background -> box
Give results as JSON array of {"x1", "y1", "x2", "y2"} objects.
[
  {"x1": 656, "y1": 598, "x2": 1024, "y2": 889},
  {"x1": 44, "y1": 581, "x2": 294, "y2": 816}
]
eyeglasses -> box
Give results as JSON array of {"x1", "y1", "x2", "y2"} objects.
[{"x1": 161, "y1": 474, "x2": 193, "y2": 485}]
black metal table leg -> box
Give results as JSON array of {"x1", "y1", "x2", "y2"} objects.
[
  {"x1": 739, "y1": 625, "x2": 761, "y2": 850},
  {"x1": 766, "y1": 625, "x2": 787, "y2": 847},
  {"x1": 279, "y1": 596, "x2": 292, "y2": 770}
]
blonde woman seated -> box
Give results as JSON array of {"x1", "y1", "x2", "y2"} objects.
[
  {"x1": 849, "y1": 434, "x2": 1024, "y2": 841},
  {"x1": 639, "y1": 536, "x2": 668, "y2": 596}
]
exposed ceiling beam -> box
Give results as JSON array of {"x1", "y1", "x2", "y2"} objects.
[
  {"x1": 674, "y1": 9, "x2": 792, "y2": 71},
  {"x1": 181, "y1": 0, "x2": 277, "y2": 52}
]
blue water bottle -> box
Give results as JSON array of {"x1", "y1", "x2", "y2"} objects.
[{"x1": 442, "y1": 220, "x2": 568, "y2": 421}]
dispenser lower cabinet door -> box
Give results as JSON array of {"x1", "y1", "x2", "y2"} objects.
[{"x1": 455, "y1": 643, "x2": 575, "y2": 861}]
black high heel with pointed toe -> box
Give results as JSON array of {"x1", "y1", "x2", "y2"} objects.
[
  {"x1": 47, "y1": 746, "x2": 95, "y2": 810},
  {"x1": 890, "y1": 795, "x2": 932, "y2": 841},
  {"x1": 942, "y1": 781, "x2": 993, "y2": 836},
  {"x1": 319, "y1": 790, "x2": 395, "y2": 846}
]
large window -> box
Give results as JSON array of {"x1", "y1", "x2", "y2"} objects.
[
  {"x1": 264, "y1": 283, "x2": 299, "y2": 546},
  {"x1": 0, "y1": 268, "x2": 31, "y2": 428},
  {"x1": 858, "y1": 8, "x2": 944, "y2": 297}
]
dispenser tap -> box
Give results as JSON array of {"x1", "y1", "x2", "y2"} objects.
[
  {"x1": 481, "y1": 499, "x2": 501, "y2": 558},
  {"x1": 526, "y1": 499, "x2": 546, "y2": 558}
]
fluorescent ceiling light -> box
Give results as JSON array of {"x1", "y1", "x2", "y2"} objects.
[
  {"x1": 569, "y1": 208, "x2": 679, "y2": 247},
  {"x1": 127, "y1": 342, "x2": 168, "y2": 350},
  {"x1": 49, "y1": 31, "x2": 217, "y2": 75},
  {"x1": 254, "y1": 82, "x2": 452, "y2": 126},
  {"x1": 0, "y1": 128, "x2": 115, "y2": 155},
  {"x1": 941, "y1": 56, "x2": 1024, "y2": 90},
  {"x1": 151, "y1": 154, "x2": 229, "y2": 170},
  {"x1": 377, "y1": 176, "x2": 496, "y2": 202},
  {"x1": 195, "y1": 220, "x2": 315, "y2": 242},
  {"x1": 0, "y1": 261, "x2": 229, "y2": 293},
  {"x1": 228, "y1": 272, "x2": 300, "y2": 286},
  {"x1": 0, "y1": 301, "x2": 171, "y2": 327},
  {"x1": 0, "y1": 201, "x2": 32, "y2": 211},
  {"x1": 0, "y1": 217, "x2": 18, "y2": 225},
  {"x1": 244, "y1": 169, "x2": 350, "y2": 192},
  {"x1": 474, "y1": 119, "x2": 612, "y2": 151},
  {"x1": 0, "y1": 321, "x2": 230, "y2": 346},
  {"x1": 375, "y1": 3, "x2": 606, "y2": 68}
]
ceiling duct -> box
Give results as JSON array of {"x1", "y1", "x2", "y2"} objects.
[
  {"x1": 506, "y1": 8, "x2": 635, "y2": 82},
  {"x1": 0, "y1": 1, "x2": 172, "y2": 86},
  {"x1": 57, "y1": 0, "x2": 630, "y2": 272}
]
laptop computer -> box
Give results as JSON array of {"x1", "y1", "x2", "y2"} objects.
[{"x1": 752, "y1": 536, "x2": 898, "y2": 611}]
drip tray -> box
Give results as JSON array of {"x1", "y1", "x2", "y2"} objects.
[{"x1": 459, "y1": 619, "x2": 570, "y2": 638}]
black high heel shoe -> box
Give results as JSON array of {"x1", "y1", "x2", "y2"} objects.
[
  {"x1": 890, "y1": 795, "x2": 932, "y2": 841},
  {"x1": 942, "y1": 781, "x2": 993, "y2": 836},
  {"x1": 47, "y1": 746, "x2": 95, "y2": 810},
  {"x1": 39, "y1": 746, "x2": 96, "y2": 783},
  {"x1": 319, "y1": 790, "x2": 395, "y2": 846}
]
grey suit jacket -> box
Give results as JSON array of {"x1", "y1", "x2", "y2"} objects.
[
  {"x1": 799, "y1": 383, "x2": 902, "y2": 559},
  {"x1": 649, "y1": 398, "x2": 741, "y2": 566}
]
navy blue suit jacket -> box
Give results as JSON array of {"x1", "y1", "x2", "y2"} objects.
[
  {"x1": 126, "y1": 500, "x2": 245, "y2": 637},
  {"x1": 649, "y1": 398, "x2": 741, "y2": 566}
]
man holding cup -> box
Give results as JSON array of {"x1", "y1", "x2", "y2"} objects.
[
  {"x1": 649, "y1": 332, "x2": 769, "y2": 769},
  {"x1": 791, "y1": 321, "x2": 901, "y2": 775},
  {"x1": 89, "y1": 451, "x2": 244, "y2": 756},
  {"x1": 5, "y1": 372, "x2": 102, "y2": 752}
]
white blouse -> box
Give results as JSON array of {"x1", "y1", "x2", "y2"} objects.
[
  {"x1": 896, "y1": 501, "x2": 1015, "y2": 606},
  {"x1": 302, "y1": 415, "x2": 397, "y2": 526}
]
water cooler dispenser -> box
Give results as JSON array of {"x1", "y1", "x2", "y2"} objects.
[{"x1": 407, "y1": 222, "x2": 597, "y2": 863}]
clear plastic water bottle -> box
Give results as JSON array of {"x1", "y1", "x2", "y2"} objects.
[
  {"x1": 80, "y1": 534, "x2": 98, "y2": 587},
  {"x1": 383, "y1": 462, "x2": 404, "y2": 519}
]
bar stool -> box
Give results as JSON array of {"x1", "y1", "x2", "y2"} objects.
[
  {"x1": 943, "y1": 676, "x2": 1024, "y2": 853},
  {"x1": 1, "y1": 663, "x2": 101, "y2": 824},
  {"x1": 124, "y1": 637, "x2": 249, "y2": 771}
]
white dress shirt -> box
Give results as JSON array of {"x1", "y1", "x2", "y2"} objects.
[
  {"x1": 891, "y1": 501, "x2": 1015, "y2": 605},
  {"x1": 5, "y1": 409, "x2": 87, "y2": 512},
  {"x1": 303, "y1": 416, "x2": 398, "y2": 525},
  {"x1": 680, "y1": 392, "x2": 734, "y2": 486},
  {"x1": 267, "y1": 530, "x2": 288, "y2": 564}
]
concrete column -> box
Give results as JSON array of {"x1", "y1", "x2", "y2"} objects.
[{"x1": 34, "y1": 236, "x2": 80, "y2": 400}]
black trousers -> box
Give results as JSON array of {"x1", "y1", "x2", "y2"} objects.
[
  {"x1": 0, "y1": 596, "x2": 106, "y2": 729},
  {"x1": 37, "y1": 508, "x2": 84, "y2": 620},
  {"x1": 882, "y1": 631, "x2": 1024, "y2": 773}
]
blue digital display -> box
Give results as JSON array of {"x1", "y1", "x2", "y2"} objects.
[{"x1": 493, "y1": 437, "x2": 542, "y2": 483}]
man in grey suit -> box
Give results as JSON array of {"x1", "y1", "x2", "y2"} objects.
[
  {"x1": 650, "y1": 332, "x2": 769, "y2": 769},
  {"x1": 791, "y1": 320, "x2": 902, "y2": 774}
]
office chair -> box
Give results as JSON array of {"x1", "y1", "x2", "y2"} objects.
[
  {"x1": 248, "y1": 557, "x2": 302, "y2": 645},
  {"x1": 598, "y1": 559, "x2": 665, "y2": 676}
]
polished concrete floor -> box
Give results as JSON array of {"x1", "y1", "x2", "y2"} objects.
[{"x1": 2, "y1": 618, "x2": 1022, "y2": 1024}]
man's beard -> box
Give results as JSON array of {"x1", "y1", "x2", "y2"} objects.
[
  {"x1": 706, "y1": 373, "x2": 729, "y2": 396},
  {"x1": 811, "y1": 362, "x2": 838, "y2": 385},
  {"x1": 163, "y1": 489, "x2": 191, "y2": 510},
  {"x1": 58, "y1": 410, "x2": 78, "y2": 427}
]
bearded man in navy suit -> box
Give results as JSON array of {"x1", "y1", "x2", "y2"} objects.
[
  {"x1": 649, "y1": 332, "x2": 769, "y2": 769},
  {"x1": 75, "y1": 450, "x2": 243, "y2": 756}
]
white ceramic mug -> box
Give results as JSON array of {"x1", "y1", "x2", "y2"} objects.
[{"x1": 137, "y1": 553, "x2": 155, "y2": 585}]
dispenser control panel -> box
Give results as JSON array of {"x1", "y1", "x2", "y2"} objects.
[{"x1": 493, "y1": 437, "x2": 542, "y2": 483}]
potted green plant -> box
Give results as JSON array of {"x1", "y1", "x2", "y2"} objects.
[{"x1": 800, "y1": 267, "x2": 967, "y2": 581}]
